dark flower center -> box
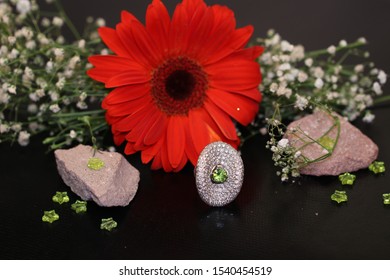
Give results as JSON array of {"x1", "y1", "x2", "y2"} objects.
[
  {"x1": 151, "y1": 57, "x2": 208, "y2": 116},
  {"x1": 165, "y1": 70, "x2": 196, "y2": 100}
]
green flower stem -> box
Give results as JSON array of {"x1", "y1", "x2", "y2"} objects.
[
  {"x1": 305, "y1": 41, "x2": 366, "y2": 58},
  {"x1": 373, "y1": 95, "x2": 390, "y2": 105},
  {"x1": 49, "y1": 110, "x2": 105, "y2": 119}
]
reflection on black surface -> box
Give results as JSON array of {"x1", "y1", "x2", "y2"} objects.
[{"x1": 200, "y1": 206, "x2": 240, "y2": 230}]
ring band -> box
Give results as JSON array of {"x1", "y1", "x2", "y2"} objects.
[{"x1": 195, "y1": 141, "x2": 244, "y2": 207}]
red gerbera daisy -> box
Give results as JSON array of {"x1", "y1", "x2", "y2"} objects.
[{"x1": 88, "y1": 0, "x2": 263, "y2": 172}]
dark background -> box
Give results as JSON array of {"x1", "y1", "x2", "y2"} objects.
[{"x1": 1, "y1": 0, "x2": 390, "y2": 259}]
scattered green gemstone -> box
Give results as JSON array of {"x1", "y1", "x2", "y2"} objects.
[
  {"x1": 318, "y1": 135, "x2": 335, "y2": 151},
  {"x1": 369, "y1": 161, "x2": 385, "y2": 174},
  {"x1": 331, "y1": 190, "x2": 348, "y2": 204},
  {"x1": 87, "y1": 157, "x2": 105, "y2": 171},
  {"x1": 71, "y1": 200, "x2": 87, "y2": 213},
  {"x1": 42, "y1": 210, "x2": 59, "y2": 223},
  {"x1": 100, "y1": 217, "x2": 117, "y2": 231},
  {"x1": 383, "y1": 194, "x2": 390, "y2": 205},
  {"x1": 338, "y1": 172, "x2": 356, "y2": 185},
  {"x1": 210, "y1": 165, "x2": 228, "y2": 184},
  {"x1": 52, "y1": 191, "x2": 70, "y2": 204}
]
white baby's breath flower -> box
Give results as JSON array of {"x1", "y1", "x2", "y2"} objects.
[
  {"x1": 52, "y1": 16, "x2": 64, "y2": 27},
  {"x1": 8, "y1": 48, "x2": 19, "y2": 59},
  {"x1": 49, "y1": 90, "x2": 59, "y2": 101},
  {"x1": 339, "y1": 40, "x2": 347, "y2": 47},
  {"x1": 313, "y1": 67, "x2": 324, "y2": 79},
  {"x1": 53, "y1": 48, "x2": 64, "y2": 61},
  {"x1": 41, "y1": 17, "x2": 50, "y2": 27},
  {"x1": 354, "y1": 64, "x2": 364, "y2": 73},
  {"x1": 314, "y1": 78, "x2": 324, "y2": 89},
  {"x1": 0, "y1": 124, "x2": 10, "y2": 134},
  {"x1": 37, "y1": 33, "x2": 49, "y2": 45},
  {"x1": 7, "y1": 36, "x2": 16, "y2": 45},
  {"x1": 294, "y1": 94, "x2": 309, "y2": 110},
  {"x1": 25, "y1": 40, "x2": 36, "y2": 50},
  {"x1": 327, "y1": 45, "x2": 336, "y2": 55},
  {"x1": 294, "y1": 151, "x2": 302, "y2": 159},
  {"x1": 297, "y1": 71, "x2": 308, "y2": 83},
  {"x1": 16, "y1": 0, "x2": 31, "y2": 15},
  {"x1": 78, "y1": 39, "x2": 86, "y2": 49},
  {"x1": 100, "y1": 48, "x2": 109, "y2": 55},
  {"x1": 281, "y1": 40, "x2": 293, "y2": 52},
  {"x1": 17, "y1": 130, "x2": 30, "y2": 146},
  {"x1": 291, "y1": 45, "x2": 305, "y2": 61},
  {"x1": 277, "y1": 138, "x2": 289, "y2": 149},
  {"x1": 259, "y1": 127, "x2": 268, "y2": 136},
  {"x1": 363, "y1": 111, "x2": 375, "y2": 123},
  {"x1": 76, "y1": 101, "x2": 88, "y2": 110},
  {"x1": 7, "y1": 85, "x2": 16, "y2": 94},
  {"x1": 373, "y1": 82, "x2": 382, "y2": 95},
  {"x1": 69, "y1": 130, "x2": 77, "y2": 139},
  {"x1": 96, "y1": 18, "x2": 106, "y2": 27},
  {"x1": 49, "y1": 104, "x2": 60, "y2": 113},
  {"x1": 358, "y1": 37, "x2": 367, "y2": 44},
  {"x1": 331, "y1": 75, "x2": 338, "y2": 84},
  {"x1": 45, "y1": 61, "x2": 54, "y2": 72},
  {"x1": 56, "y1": 35, "x2": 65, "y2": 44},
  {"x1": 350, "y1": 75, "x2": 358, "y2": 83},
  {"x1": 11, "y1": 123, "x2": 22, "y2": 132},
  {"x1": 378, "y1": 70, "x2": 387, "y2": 84},
  {"x1": 27, "y1": 103, "x2": 37, "y2": 113},
  {"x1": 56, "y1": 77, "x2": 66, "y2": 90},
  {"x1": 68, "y1": 56, "x2": 80, "y2": 69}
]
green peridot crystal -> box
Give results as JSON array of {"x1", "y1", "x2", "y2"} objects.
[
  {"x1": 87, "y1": 157, "x2": 105, "y2": 171},
  {"x1": 71, "y1": 200, "x2": 87, "y2": 213},
  {"x1": 42, "y1": 210, "x2": 59, "y2": 223},
  {"x1": 210, "y1": 165, "x2": 228, "y2": 184},
  {"x1": 338, "y1": 172, "x2": 356, "y2": 185},
  {"x1": 318, "y1": 135, "x2": 335, "y2": 151},
  {"x1": 383, "y1": 194, "x2": 390, "y2": 205},
  {"x1": 52, "y1": 191, "x2": 70, "y2": 204},
  {"x1": 100, "y1": 217, "x2": 117, "y2": 231},
  {"x1": 331, "y1": 190, "x2": 348, "y2": 204},
  {"x1": 369, "y1": 161, "x2": 385, "y2": 174}
]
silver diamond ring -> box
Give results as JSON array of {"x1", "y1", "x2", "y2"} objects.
[{"x1": 195, "y1": 141, "x2": 244, "y2": 207}]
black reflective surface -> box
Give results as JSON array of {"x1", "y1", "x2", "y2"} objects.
[{"x1": 0, "y1": 0, "x2": 389, "y2": 259}]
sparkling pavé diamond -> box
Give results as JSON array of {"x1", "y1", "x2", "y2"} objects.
[{"x1": 196, "y1": 142, "x2": 244, "y2": 207}]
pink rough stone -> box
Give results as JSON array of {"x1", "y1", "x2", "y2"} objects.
[
  {"x1": 286, "y1": 111, "x2": 378, "y2": 176},
  {"x1": 55, "y1": 144, "x2": 139, "y2": 207}
]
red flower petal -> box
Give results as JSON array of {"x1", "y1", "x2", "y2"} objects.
[
  {"x1": 207, "y1": 88, "x2": 259, "y2": 125},
  {"x1": 143, "y1": 112, "x2": 168, "y2": 146},
  {"x1": 106, "y1": 94, "x2": 152, "y2": 118},
  {"x1": 125, "y1": 142, "x2": 137, "y2": 154},
  {"x1": 168, "y1": 3, "x2": 190, "y2": 56},
  {"x1": 167, "y1": 116, "x2": 186, "y2": 169},
  {"x1": 102, "y1": 84, "x2": 151, "y2": 107},
  {"x1": 146, "y1": 0, "x2": 170, "y2": 55},
  {"x1": 228, "y1": 46, "x2": 264, "y2": 61},
  {"x1": 142, "y1": 137, "x2": 164, "y2": 164},
  {"x1": 88, "y1": 55, "x2": 148, "y2": 85},
  {"x1": 207, "y1": 59, "x2": 260, "y2": 91},
  {"x1": 203, "y1": 99, "x2": 238, "y2": 141},
  {"x1": 151, "y1": 151, "x2": 162, "y2": 170},
  {"x1": 184, "y1": 121, "x2": 199, "y2": 166},
  {"x1": 98, "y1": 27, "x2": 130, "y2": 58},
  {"x1": 161, "y1": 139, "x2": 173, "y2": 172},
  {"x1": 203, "y1": 25, "x2": 254, "y2": 65},
  {"x1": 189, "y1": 108, "x2": 222, "y2": 154},
  {"x1": 105, "y1": 70, "x2": 151, "y2": 88}
]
